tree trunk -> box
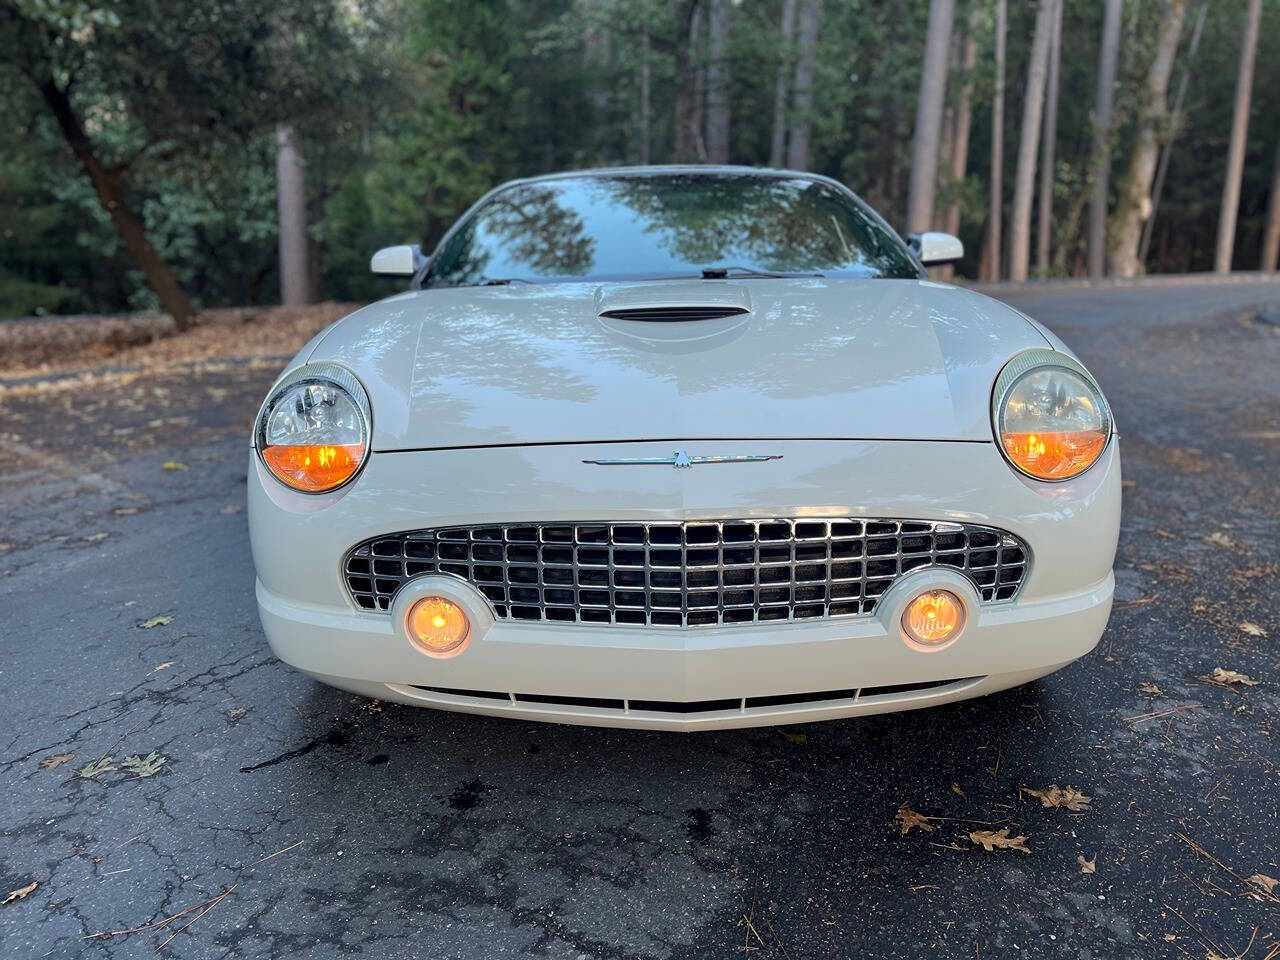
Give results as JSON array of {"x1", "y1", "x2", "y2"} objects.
[
  {"x1": 906, "y1": 0, "x2": 956, "y2": 234},
  {"x1": 276, "y1": 125, "x2": 313, "y2": 306},
  {"x1": 38, "y1": 79, "x2": 195, "y2": 329},
  {"x1": 944, "y1": 7, "x2": 978, "y2": 239},
  {"x1": 691, "y1": 5, "x2": 706, "y2": 159},
  {"x1": 640, "y1": 31, "x2": 652, "y2": 164},
  {"x1": 1087, "y1": 0, "x2": 1122, "y2": 278},
  {"x1": 1262, "y1": 137, "x2": 1280, "y2": 271},
  {"x1": 672, "y1": 0, "x2": 702, "y2": 162},
  {"x1": 1214, "y1": 0, "x2": 1262, "y2": 274},
  {"x1": 1109, "y1": 0, "x2": 1189, "y2": 278},
  {"x1": 983, "y1": 0, "x2": 1007, "y2": 282},
  {"x1": 1036, "y1": 0, "x2": 1063, "y2": 275},
  {"x1": 1140, "y1": 1, "x2": 1207, "y2": 267},
  {"x1": 1008, "y1": 0, "x2": 1055, "y2": 282},
  {"x1": 705, "y1": 0, "x2": 732, "y2": 163},
  {"x1": 770, "y1": 0, "x2": 798, "y2": 167},
  {"x1": 786, "y1": 0, "x2": 821, "y2": 171}
]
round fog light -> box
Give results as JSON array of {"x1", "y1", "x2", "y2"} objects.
[
  {"x1": 902, "y1": 590, "x2": 966, "y2": 649},
  {"x1": 408, "y1": 596, "x2": 471, "y2": 658}
]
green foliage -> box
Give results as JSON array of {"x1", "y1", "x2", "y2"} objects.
[{"x1": 3, "y1": 0, "x2": 1280, "y2": 317}]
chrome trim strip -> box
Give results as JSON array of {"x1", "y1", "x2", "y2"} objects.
[{"x1": 583, "y1": 449, "x2": 782, "y2": 467}]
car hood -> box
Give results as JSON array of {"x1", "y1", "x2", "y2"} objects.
[{"x1": 308, "y1": 278, "x2": 1051, "y2": 451}]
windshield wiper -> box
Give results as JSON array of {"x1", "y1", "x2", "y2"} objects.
[{"x1": 699, "y1": 265, "x2": 824, "y2": 279}]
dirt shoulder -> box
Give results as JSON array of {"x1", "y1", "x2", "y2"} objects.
[{"x1": 0, "y1": 303, "x2": 361, "y2": 391}]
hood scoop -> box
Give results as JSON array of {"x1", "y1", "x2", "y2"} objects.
[
  {"x1": 599, "y1": 305, "x2": 748, "y2": 322},
  {"x1": 595, "y1": 280, "x2": 753, "y2": 322}
]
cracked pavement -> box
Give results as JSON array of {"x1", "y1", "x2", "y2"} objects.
[{"x1": 1, "y1": 281, "x2": 1278, "y2": 958}]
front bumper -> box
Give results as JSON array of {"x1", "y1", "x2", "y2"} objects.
[{"x1": 249, "y1": 438, "x2": 1120, "y2": 730}]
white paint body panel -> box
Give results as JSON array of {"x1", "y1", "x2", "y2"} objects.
[{"x1": 307, "y1": 279, "x2": 1053, "y2": 450}]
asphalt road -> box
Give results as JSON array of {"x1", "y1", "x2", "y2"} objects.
[{"x1": 2, "y1": 281, "x2": 1278, "y2": 960}]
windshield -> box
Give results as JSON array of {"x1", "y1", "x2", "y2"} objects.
[{"x1": 423, "y1": 172, "x2": 921, "y2": 287}]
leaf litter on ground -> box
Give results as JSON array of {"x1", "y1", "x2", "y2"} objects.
[
  {"x1": 969, "y1": 827, "x2": 1030, "y2": 854},
  {"x1": 40, "y1": 753, "x2": 74, "y2": 771},
  {"x1": 1021, "y1": 785, "x2": 1092, "y2": 812},
  {"x1": 895, "y1": 806, "x2": 935, "y2": 835},
  {"x1": 78, "y1": 757, "x2": 116, "y2": 779},
  {"x1": 1198, "y1": 667, "x2": 1259, "y2": 687},
  {"x1": 3, "y1": 881, "x2": 37, "y2": 905},
  {"x1": 137, "y1": 614, "x2": 173, "y2": 629},
  {"x1": 121, "y1": 752, "x2": 167, "y2": 778}
]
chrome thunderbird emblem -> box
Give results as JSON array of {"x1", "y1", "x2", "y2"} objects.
[{"x1": 583, "y1": 449, "x2": 783, "y2": 468}]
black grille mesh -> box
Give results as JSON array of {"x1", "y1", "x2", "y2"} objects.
[{"x1": 343, "y1": 518, "x2": 1029, "y2": 628}]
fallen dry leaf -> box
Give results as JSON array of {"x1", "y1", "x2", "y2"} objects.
[
  {"x1": 2, "y1": 881, "x2": 37, "y2": 905},
  {"x1": 1200, "y1": 667, "x2": 1259, "y2": 687},
  {"x1": 1022, "y1": 785, "x2": 1092, "y2": 812},
  {"x1": 121, "y1": 751, "x2": 167, "y2": 778},
  {"x1": 969, "y1": 827, "x2": 1030, "y2": 854},
  {"x1": 780, "y1": 731, "x2": 807, "y2": 745},
  {"x1": 78, "y1": 757, "x2": 115, "y2": 779},
  {"x1": 895, "y1": 806, "x2": 936, "y2": 835},
  {"x1": 162, "y1": 461, "x2": 189, "y2": 471},
  {"x1": 1138, "y1": 682, "x2": 1164, "y2": 696},
  {"x1": 1204, "y1": 531, "x2": 1236, "y2": 548},
  {"x1": 1078, "y1": 854, "x2": 1096, "y2": 874},
  {"x1": 84, "y1": 532, "x2": 108, "y2": 543},
  {"x1": 951, "y1": 783, "x2": 964, "y2": 796},
  {"x1": 1246, "y1": 873, "x2": 1277, "y2": 896},
  {"x1": 112, "y1": 506, "x2": 139, "y2": 516},
  {"x1": 1238, "y1": 622, "x2": 1267, "y2": 638},
  {"x1": 39, "y1": 753, "x2": 74, "y2": 771},
  {"x1": 137, "y1": 615, "x2": 174, "y2": 629},
  {"x1": 151, "y1": 662, "x2": 174, "y2": 673}
]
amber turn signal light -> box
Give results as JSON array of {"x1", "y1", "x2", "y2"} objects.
[
  {"x1": 407, "y1": 596, "x2": 471, "y2": 658},
  {"x1": 261, "y1": 443, "x2": 366, "y2": 492},
  {"x1": 1000, "y1": 430, "x2": 1107, "y2": 482},
  {"x1": 902, "y1": 589, "x2": 966, "y2": 649}
]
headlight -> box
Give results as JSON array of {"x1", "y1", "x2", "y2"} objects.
[
  {"x1": 992, "y1": 349, "x2": 1112, "y2": 481},
  {"x1": 256, "y1": 363, "x2": 370, "y2": 493}
]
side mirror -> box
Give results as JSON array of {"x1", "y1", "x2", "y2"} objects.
[
  {"x1": 906, "y1": 231, "x2": 964, "y2": 267},
  {"x1": 370, "y1": 244, "x2": 427, "y2": 277}
]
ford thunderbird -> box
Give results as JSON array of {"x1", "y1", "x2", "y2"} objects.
[{"x1": 248, "y1": 167, "x2": 1119, "y2": 730}]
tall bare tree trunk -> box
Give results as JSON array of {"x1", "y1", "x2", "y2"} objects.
[
  {"x1": 937, "y1": 10, "x2": 978, "y2": 281},
  {"x1": 639, "y1": 32, "x2": 652, "y2": 164},
  {"x1": 1140, "y1": 1, "x2": 1207, "y2": 267},
  {"x1": 906, "y1": 0, "x2": 956, "y2": 234},
  {"x1": 1214, "y1": 0, "x2": 1262, "y2": 274},
  {"x1": 1087, "y1": 0, "x2": 1122, "y2": 278},
  {"x1": 38, "y1": 78, "x2": 194, "y2": 329},
  {"x1": 1036, "y1": 0, "x2": 1063, "y2": 274},
  {"x1": 705, "y1": 0, "x2": 731, "y2": 163},
  {"x1": 276, "y1": 125, "x2": 313, "y2": 306},
  {"x1": 1262, "y1": 138, "x2": 1280, "y2": 271},
  {"x1": 786, "y1": 0, "x2": 821, "y2": 170},
  {"x1": 769, "y1": 0, "x2": 798, "y2": 167},
  {"x1": 1109, "y1": 0, "x2": 1188, "y2": 278},
  {"x1": 1008, "y1": 0, "x2": 1054, "y2": 282},
  {"x1": 983, "y1": 0, "x2": 1007, "y2": 282},
  {"x1": 672, "y1": 0, "x2": 703, "y2": 162},
  {"x1": 944, "y1": 10, "x2": 978, "y2": 238}
]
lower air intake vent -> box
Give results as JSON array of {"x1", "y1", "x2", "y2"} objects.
[{"x1": 598, "y1": 306, "x2": 749, "y2": 322}]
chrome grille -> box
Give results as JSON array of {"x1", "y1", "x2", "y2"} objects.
[{"x1": 343, "y1": 519, "x2": 1030, "y2": 627}]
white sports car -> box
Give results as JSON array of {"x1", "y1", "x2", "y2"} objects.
[{"x1": 249, "y1": 167, "x2": 1119, "y2": 731}]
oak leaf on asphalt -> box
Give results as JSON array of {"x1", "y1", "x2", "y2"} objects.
[
  {"x1": 1200, "y1": 668, "x2": 1258, "y2": 687},
  {"x1": 162, "y1": 461, "x2": 189, "y2": 471},
  {"x1": 969, "y1": 827, "x2": 1030, "y2": 853},
  {"x1": 1022, "y1": 785, "x2": 1092, "y2": 812},
  {"x1": 39, "y1": 754, "x2": 73, "y2": 771},
  {"x1": 2, "y1": 881, "x2": 37, "y2": 905},
  {"x1": 1138, "y1": 682, "x2": 1164, "y2": 696},
  {"x1": 1237, "y1": 622, "x2": 1267, "y2": 637},
  {"x1": 1246, "y1": 874, "x2": 1277, "y2": 896},
  {"x1": 121, "y1": 752, "x2": 167, "y2": 778},
  {"x1": 78, "y1": 757, "x2": 116, "y2": 779},
  {"x1": 1078, "y1": 855, "x2": 1096, "y2": 874},
  {"x1": 137, "y1": 615, "x2": 174, "y2": 629},
  {"x1": 895, "y1": 806, "x2": 935, "y2": 835}
]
